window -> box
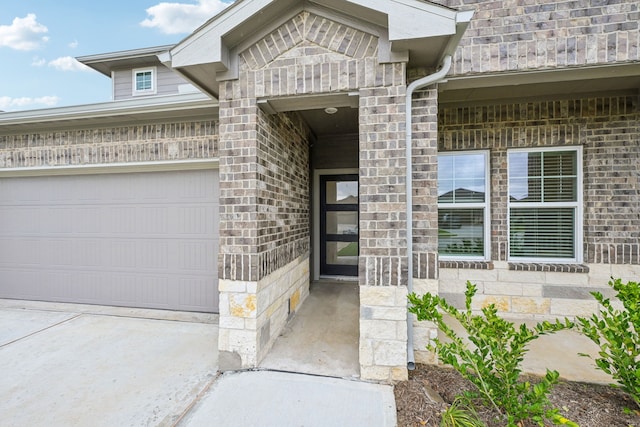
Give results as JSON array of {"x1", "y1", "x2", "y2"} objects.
[
  {"x1": 133, "y1": 67, "x2": 156, "y2": 95},
  {"x1": 508, "y1": 147, "x2": 582, "y2": 262},
  {"x1": 437, "y1": 151, "x2": 490, "y2": 260}
]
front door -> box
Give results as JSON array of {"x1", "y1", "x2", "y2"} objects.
[{"x1": 320, "y1": 174, "x2": 359, "y2": 276}]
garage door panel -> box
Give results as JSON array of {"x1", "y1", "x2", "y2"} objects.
[
  {"x1": 43, "y1": 208, "x2": 74, "y2": 233},
  {"x1": 2, "y1": 208, "x2": 40, "y2": 233},
  {"x1": 0, "y1": 169, "x2": 219, "y2": 313},
  {"x1": 177, "y1": 277, "x2": 217, "y2": 311},
  {"x1": 0, "y1": 269, "x2": 39, "y2": 299},
  {"x1": 107, "y1": 207, "x2": 138, "y2": 234},
  {"x1": 176, "y1": 240, "x2": 217, "y2": 272},
  {"x1": 12, "y1": 238, "x2": 42, "y2": 266},
  {"x1": 42, "y1": 239, "x2": 74, "y2": 266},
  {"x1": 111, "y1": 240, "x2": 137, "y2": 268}
]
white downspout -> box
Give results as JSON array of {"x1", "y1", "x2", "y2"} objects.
[{"x1": 405, "y1": 55, "x2": 452, "y2": 370}]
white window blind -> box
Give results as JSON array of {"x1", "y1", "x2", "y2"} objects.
[{"x1": 508, "y1": 148, "x2": 582, "y2": 261}]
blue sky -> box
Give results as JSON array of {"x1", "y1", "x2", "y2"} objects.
[{"x1": 0, "y1": 0, "x2": 234, "y2": 112}]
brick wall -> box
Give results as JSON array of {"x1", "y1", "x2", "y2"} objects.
[
  {"x1": 214, "y1": 94, "x2": 313, "y2": 284},
  {"x1": 238, "y1": 11, "x2": 404, "y2": 97},
  {"x1": 433, "y1": 0, "x2": 640, "y2": 75},
  {"x1": 411, "y1": 88, "x2": 440, "y2": 280},
  {"x1": 217, "y1": 94, "x2": 311, "y2": 282},
  {"x1": 255, "y1": 109, "x2": 311, "y2": 276},
  {"x1": 0, "y1": 121, "x2": 218, "y2": 168},
  {"x1": 439, "y1": 95, "x2": 640, "y2": 265}
]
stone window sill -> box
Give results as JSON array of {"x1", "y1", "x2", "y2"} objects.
[
  {"x1": 508, "y1": 263, "x2": 589, "y2": 273},
  {"x1": 439, "y1": 261, "x2": 493, "y2": 270}
]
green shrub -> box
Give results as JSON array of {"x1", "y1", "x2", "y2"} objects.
[
  {"x1": 409, "y1": 281, "x2": 575, "y2": 427},
  {"x1": 576, "y1": 278, "x2": 640, "y2": 409},
  {"x1": 440, "y1": 397, "x2": 485, "y2": 427}
]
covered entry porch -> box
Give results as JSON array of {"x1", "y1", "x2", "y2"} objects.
[{"x1": 164, "y1": 0, "x2": 472, "y2": 381}]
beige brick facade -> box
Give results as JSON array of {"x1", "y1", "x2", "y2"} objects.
[
  {"x1": 1, "y1": 0, "x2": 639, "y2": 384},
  {"x1": 0, "y1": 121, "x2": 218, "y2": 168},
  {"x1": 436, "y1": 0, "x2": 640, "y2": 75}
]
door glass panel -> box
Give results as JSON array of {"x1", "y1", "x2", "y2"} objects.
[
  {"x1": 326, "y1": 242, "x2": 358, "y2": 266},
  {"x1": 320, "y1": 174, "x2": 359, "y2": 276},
  {"x1": 326, "y1": 181, "x2": 358, "y2": 204},
  {"x1": 326, "y1": 211, "x2": 358, "y2": 235}
]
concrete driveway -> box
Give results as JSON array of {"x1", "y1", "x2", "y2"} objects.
[
  {"x1": 0, "y1": 299, "x2": 397, "y2": 427},
  {"x1": 0, "y1": 300, "x2": 219, "y2": 427}
]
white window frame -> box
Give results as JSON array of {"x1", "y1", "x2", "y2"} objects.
[
  {"x1": 132, "y1": 67, "x2": 156, "y2": 96},
  {"x1": 437, "y1": 150, "x2": 491, "y2": 262},
  {"x1": 507, "y1": 146, "x2": 583, "y2": 263}
]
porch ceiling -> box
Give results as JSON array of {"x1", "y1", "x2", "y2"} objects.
[
  {"x1": 299, "y1": 108, "x2": 358, "y2": 137},
  {"x1": 257, "y1": 92, "x2": 359, "y2": 137}
]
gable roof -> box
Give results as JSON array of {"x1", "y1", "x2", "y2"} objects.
[
  {"x1": 163, "y1": 0, "x2": 472, "y2": 97},
  {"x1": 77, "y1": 45, "x2": 175, "y2": 77}
]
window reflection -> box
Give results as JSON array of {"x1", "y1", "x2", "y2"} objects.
[{"x1": 326, "y1": 181, "x2": 358, "y2": 204}]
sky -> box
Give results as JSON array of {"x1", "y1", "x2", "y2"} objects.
[{"x1": 0, "y1": 0, "x2": 235, "y2": 112}]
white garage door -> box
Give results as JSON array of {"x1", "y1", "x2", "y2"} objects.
[{"x1": 0, "y1": 169, "x2": 219, "y2": 313}]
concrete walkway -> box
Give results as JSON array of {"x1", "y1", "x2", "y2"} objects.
[
  {"x1": 178, "y1": 370, "x2": 396, "y2": 427},
  {"x1": 260, "y1": 281, "x2": 360, "y2": 378}
]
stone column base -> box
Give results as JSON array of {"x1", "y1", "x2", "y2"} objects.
[
  {"x1": 359, "y1": 285, "x2": 409, "y2": 383},
  {"x1": 218, "y1": 256, "x2": 309, "y2": 370}
]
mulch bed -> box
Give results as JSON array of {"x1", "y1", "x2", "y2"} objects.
[{"x1": 394, "y1": 363, "x2": 639, "y2": 427}]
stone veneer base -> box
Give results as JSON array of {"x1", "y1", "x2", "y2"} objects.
[{"x1": 218, "y1": 255, "x2": 309, "y2": 370}]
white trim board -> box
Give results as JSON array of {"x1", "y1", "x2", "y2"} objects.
[{"x1": 0, "y1": 158, "x2": 219, "y2": 177}]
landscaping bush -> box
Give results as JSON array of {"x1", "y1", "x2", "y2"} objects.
[
  {"x1": 576, "y1": 277, "x2": 640, "y2": 410},
  {"x1": 408, "y1": 281, "x2": 576, "y2": 427}
]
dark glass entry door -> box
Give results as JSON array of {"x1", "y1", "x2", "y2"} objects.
[{"x1": 320, "y1": 175, "x2": 359, "y2": 276}]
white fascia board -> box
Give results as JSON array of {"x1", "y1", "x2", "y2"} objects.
[
  {"x1": 440, "y1": 8, "x2": 474, "y2": 59},
  {"x1": 169, "y1": 0, "x2": 276, "y2": 69},
  {"x1": 344, "y1": 0, "x2": 458, "y2": 40},
  {"x1": 0, "y1": 159, "x2": 219, "y2": 178},
  {"x1": 0, "y1": 93, "x2": 217, "y2": 126},
  {"x1": 77, "y1": 45, "x2": 175, "y2": 64}
]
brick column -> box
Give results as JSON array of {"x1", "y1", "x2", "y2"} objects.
[
  {"x1": 358, "y1": 85, "x2": 410, "y2": 382},
  {"x1": 217, "y1": 95, "x2": 261, "y2": 369},
  {"x1": 217, "y1": 84, "x2": 311, "y2": 370},
  {"x1": 409, "y1": 87, "x2": 441, "y2": 364}
]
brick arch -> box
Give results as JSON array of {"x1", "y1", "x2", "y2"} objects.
[{"x1": 239, "y1": 11, "x2": 378, "y2": 71}]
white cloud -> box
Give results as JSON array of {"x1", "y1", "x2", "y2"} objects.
[
  {"x1": 140, "y1": 0, "x2": 232, "y2": 34},
  {"x1": 69, "y1": 40, "x2": 79, "y2": 49},
  {"x1": 0, "y1": 14, "x2": 49, "y2": 51},
  {"x1": 48, "y1": 56, "x2": 90, "y2": 72},
  {"x1": 31, "y1": 56, "x2": 46, "y2": 67},
  {"x1": 0, "y1": 96, "x2": 59, "y2": 110}
]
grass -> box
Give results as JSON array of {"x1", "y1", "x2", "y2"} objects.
[{"x1": 337, "y1": 242, "x2": 358, "y2": 256}]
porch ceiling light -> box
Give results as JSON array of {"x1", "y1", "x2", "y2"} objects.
[{"x1": 324, "y1": 107, "x2": 338, "y2": 114}]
